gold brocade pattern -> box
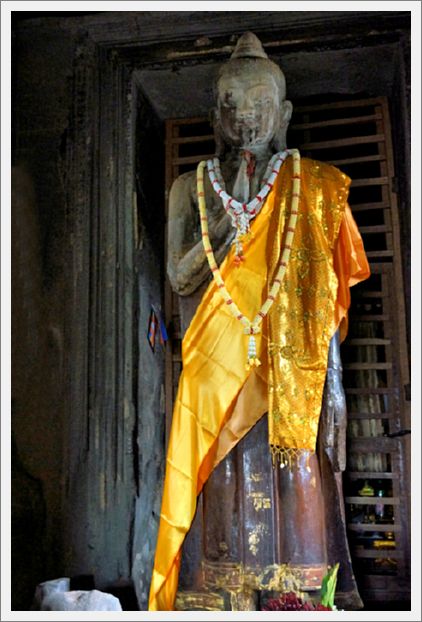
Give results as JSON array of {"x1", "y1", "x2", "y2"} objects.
[
  {"x1": 267, "y1": 158, "x2": 349, "y2": 459},
  {"x1": 201, "y1": 559, "x2": 324, "y2": 593}
]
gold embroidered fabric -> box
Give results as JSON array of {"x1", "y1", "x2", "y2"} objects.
[{"x1": 267, "y1": 158, "x2": 352, "y2": 462}]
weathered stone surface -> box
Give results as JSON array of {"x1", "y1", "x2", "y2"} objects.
[
  {"x1": 40, "y1": 589, "x2": 122, "y2": 611},
  {"x1": 34, "y1": 578, "x2": 70, "y2": 609},
  {"x1": 130, "y1": 90, "x2": 166, "y2": 611},
  {"x1": 136, "y1": 44, "x2": 398, "y2": 121}
]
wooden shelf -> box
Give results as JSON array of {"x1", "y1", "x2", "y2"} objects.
[
  {"x1": 347, "y1": 523, "x2": 400, "y2": 532},
  {"x1": 345, "y1": 496, "x2": 399, "y2": 505}
]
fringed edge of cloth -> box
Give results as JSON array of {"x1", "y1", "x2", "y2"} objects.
[{"x1": 270, "y1": 446, "x2": 314, "y2": 471}]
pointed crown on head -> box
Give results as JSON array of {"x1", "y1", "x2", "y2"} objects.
[{"x1": 230, "y1": 31, "x2": 268, "y2": 60}]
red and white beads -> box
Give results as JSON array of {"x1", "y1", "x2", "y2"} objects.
[
  {"x1": 207, "y1": 151, "x2": 290, "y2": 258},
  {"x1": 197, "y1": 149, "x2": 301, "y2": 369}
]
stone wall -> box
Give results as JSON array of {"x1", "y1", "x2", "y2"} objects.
[{"x1": 12, "y1": 22, "x2": 78, "y2": 609}]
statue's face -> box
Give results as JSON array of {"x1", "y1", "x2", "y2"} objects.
[{"x1": 217, "y1": 69, "x2": 281, "y2": 149}]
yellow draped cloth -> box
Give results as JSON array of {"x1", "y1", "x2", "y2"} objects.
[{"x1": 148, "y1": 157, "x2": 370, "y2": 610}]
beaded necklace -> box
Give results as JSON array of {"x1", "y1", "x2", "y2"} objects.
[
  {"x1": 197, "y1": 148, "x2": 301, "y2": 369},
  {"x1": 207, "y1": 150, "x2": 289, "y2": 258}
]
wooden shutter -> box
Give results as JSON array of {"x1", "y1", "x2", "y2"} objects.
[{"x1": 163, "y1": 97, "x2": 410, "y2": 603}]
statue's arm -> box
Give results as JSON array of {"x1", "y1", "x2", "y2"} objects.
[
  {"x1": 321, "y1": 329, "x2": 348, "y2": 471},
  {"x1": 167, "y1": 173, "x2": 234, "y2": 296}
]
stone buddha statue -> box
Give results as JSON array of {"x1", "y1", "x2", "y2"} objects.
[{"x1": 149, "y1": 32, "x2": 369, "y2": 611}]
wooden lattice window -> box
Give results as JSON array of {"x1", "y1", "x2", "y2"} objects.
[{"x1": 163, "y1": 97, "x2": 410, "y2": 603}]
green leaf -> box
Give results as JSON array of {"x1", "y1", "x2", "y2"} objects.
[{"x1": 320, "y1": 563, "x2": 339, "y2": 609}]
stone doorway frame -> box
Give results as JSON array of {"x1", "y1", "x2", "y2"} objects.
[{"x1": 62, "y1": 12, "x2": 410, "y2": 608}]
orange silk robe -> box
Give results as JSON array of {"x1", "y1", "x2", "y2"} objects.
[{"x1": 149, "y1": 157, "x2": 370, "y2": 610}]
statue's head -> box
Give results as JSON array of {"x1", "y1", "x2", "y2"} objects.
[{"x1": 213, "y1": 32, "x2": 292, "y2": 155}]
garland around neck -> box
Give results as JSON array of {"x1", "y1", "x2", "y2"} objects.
[
  {"x1": 197, "y1": 148, "x2": 301, "y2": 369},
  {"x1": 207, "y1": 150, "x2": 290, "y2": 258}
]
